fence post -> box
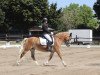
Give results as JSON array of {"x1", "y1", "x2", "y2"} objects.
[
  {"x1": 75, "y1": 35, "x2": 78, "y2": 43},
  {"x1": 6, "y1": 34, "x2": 9, "y2": 42},
  {"x1": 21, "y1": 34, "x2": 23, "y2": 39}
]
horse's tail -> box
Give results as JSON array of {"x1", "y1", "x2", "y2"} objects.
[{"x1": 19, "y1": 38, "x2": 28, "y2": 55}]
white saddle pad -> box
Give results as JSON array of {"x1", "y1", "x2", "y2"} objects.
[{"x1": 39, "y1": 37, "x2": 54, "y2": 45}]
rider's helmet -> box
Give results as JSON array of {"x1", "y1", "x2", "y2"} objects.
[{"x1": 43, "y1": 18, "x2": 48, "y2": 22}]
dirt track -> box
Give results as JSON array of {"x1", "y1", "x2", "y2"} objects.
[{"x1": 0, "y1": 46, "x2": 100, "y2": 75}]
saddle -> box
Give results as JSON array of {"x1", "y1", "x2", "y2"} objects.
[{"x1": 39, "y1": 36, "x2": 54, "y2": 46}]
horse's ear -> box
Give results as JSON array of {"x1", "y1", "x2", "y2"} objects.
[{"x1": 70, "y1": 33, "x2": 72, "y2": 37}]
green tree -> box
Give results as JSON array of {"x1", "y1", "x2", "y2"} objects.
[
  {"x1": 93, "y1": 0, "x2": 100, "y2": 36},
  {"x1": 0, "y1": 8, "x2": 5, "y2": 33},
  {"x1": 61, "y1": 3, "x2": 82, "y2": 31},
  {"x1": 0, "y1": 9, "x2": 5, "y2": 26},
  {"x1": 87, "y1": 18, "x2": 99, "y2": 29},
  {"x1": 0, "y1": 0, "x2": 62, "y2": 33},
  {"x1": 93, "y1": 0, "x2": 100, "y2": 19},
  {"x1": 48, "y1": 3, "x2": 62, "y2": 30},
  {"x1": 78, "y1": 5, "x2": 98, "y2": 29},
  {"x1": 61, "y1": 3, "x2": 98, "y2": 31},
  {"x1": 79, "y1": 5, "x2": 92, "y2": 25}
]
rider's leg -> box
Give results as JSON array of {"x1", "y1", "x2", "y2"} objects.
[
  {"x1": 43, "y1": 34, "x2": 52, "y2": 42},
  {"x1": 43, "y1": 34, "x2": 52, "y2": 51},
  {"x1": 47, "y1": 41, "x2": 52, "y2": 51}
]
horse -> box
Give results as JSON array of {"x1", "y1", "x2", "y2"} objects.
[{"x1": 17, "y1": 32, "x2": 72, "y2": 67}]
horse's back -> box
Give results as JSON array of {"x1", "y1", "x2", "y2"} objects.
[{"x1": 28, "y1": 36, "x2": 39, "y2": 43}]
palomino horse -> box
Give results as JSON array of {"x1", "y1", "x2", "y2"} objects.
[{"x1": 17, "y1": 32, "x2": 72, "y2": 67}]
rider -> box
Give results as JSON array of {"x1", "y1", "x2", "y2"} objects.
[{"x1": 42, "y1": 18, "x2": 53, "y2": 52}]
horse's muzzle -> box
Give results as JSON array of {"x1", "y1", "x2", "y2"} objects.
[{"x1": 65, "y1": 41, "x2": 70, "y2": 47}]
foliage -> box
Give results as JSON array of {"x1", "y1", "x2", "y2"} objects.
[
  {"x1": 60, "y1": 3, "x2": 98, "y2": 31},
  {"x1": 0, "y1": 9, "x2": 5, "y2": 26},
  {"x1": 79, "y1": 5, "x2": 93, "y2": 25},
  {"x1": 60, "y1": 3, "x2": 82, "y2": 31},
  {"x1": 0, "y1": 0, "x2": 62, "y2": 33},
  {"x1": 93, "y1": 0, "x2": 100, "y2": 19},
  {"x1": 48, "y1": 3, "x2": 62, "y2": 30},
  {"x1": 0, "y1": 0, "x2": 99, "y2": 34},
  {"x1": 93, "y1": 0, "x2": 100, "y2": 36}
]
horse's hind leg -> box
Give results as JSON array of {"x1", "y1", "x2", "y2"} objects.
[
  {"x1": 30, "y1": 48, "x2": 39, "y2": 65},
  {"x1": 20, "y1": 51, "x2": 27, "y2": 58},
  {"x1": 17, "y1": 50, "x2": 28, "y2": 65},
  {"x1": 17, "y1": 44, "x2": 31, "y2": 65}
]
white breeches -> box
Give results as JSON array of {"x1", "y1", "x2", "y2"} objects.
[{"x1": 44, "y1": 34, "x2": 52, "y2": 42}]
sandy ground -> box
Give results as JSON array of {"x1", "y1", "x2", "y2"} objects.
[{"x1": 0, "y1": 45, "x2": 100, "y2": 75}]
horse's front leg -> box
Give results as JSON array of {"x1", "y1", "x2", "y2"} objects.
[
  {"x1": 57, "y1": 51, "x2": 66, "y2": 67},
  {"x1": 43, "y1": 51, "x2": 54, "y2": 65},
  {"x1": 55, "y1": 47, "x2": 67, "y2": 67}
]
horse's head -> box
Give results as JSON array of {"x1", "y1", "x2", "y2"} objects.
[
  {"x1": 64, "y1": 33, "x2": 72, "y2": 47},
  {"x1": 55, "y1": 32, "x2": 72, "y2": 47},
  {"x1": 61, "y1": 32, "x2": 72, "y2": 46}
]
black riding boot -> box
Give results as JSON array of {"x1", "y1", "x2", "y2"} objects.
[{"x1": 47, "y1": 42, "x2": 52, "y2": 52}]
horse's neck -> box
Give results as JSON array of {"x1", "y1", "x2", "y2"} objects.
[
  {"x1": 55, "y1": 36, "x2": 64, "y2": 45},
  {"x1": 55, "y1": 34, "x2": 65, "y2": 41},
  {"x1": 55, "y1": 32, "x2": 66, "y2": 44},
  {"x1": 59, "y1": 37, "x2": 64, "y2": 44}
]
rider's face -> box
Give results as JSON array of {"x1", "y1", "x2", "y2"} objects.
[{"x1": 45, "y1": 20, "x2": 47, "y2": 23}]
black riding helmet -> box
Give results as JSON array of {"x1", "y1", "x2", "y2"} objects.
[{"x1": 43, "y1": 18, "x2": 48, "y2": 22}]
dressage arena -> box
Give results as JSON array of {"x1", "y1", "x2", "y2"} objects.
[{"x1": 0, "y1": 44, "x2": 100, "y2": 75}]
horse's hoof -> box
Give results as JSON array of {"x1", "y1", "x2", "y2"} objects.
[
  {"x1": 43, "y1": 63, "x2": 47, "y2": 66},
  {"x1": 16, "y1": 63, "x2": 20, "y2": 66},
  {"x1": 34, "y1": 61, "x2": 39, "y2": 65},
  {"x1": 62, "y1": 61, "x2": 67, "y2": 67},
  {"x1": 16, "y1": 61, "x2": 20, "y2": 66},
  {"x1": 64, "y1": 65, "x2": 67, "y2": 67},
  {"x1": 43, "y1": 61, "x2": 48, "y2": 66}
]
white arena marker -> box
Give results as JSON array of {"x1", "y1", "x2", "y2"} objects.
[{"x1": 87, "y1": 45, "x2": 90, "y2": 48}]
